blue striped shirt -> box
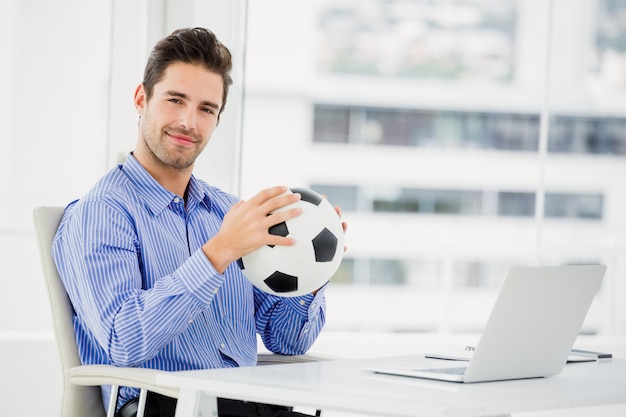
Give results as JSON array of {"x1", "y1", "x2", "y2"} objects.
[{"x1": 51, "y1": 154, "x2": 326, "y2": 408}]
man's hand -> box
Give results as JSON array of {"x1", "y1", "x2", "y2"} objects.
[{"x1": 203, "y1": 186, "x2": 302, "y2": 273}]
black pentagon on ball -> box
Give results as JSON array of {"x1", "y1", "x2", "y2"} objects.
[
  {"x1": 290, "y1": 187, "x2": 323, "y2": 206},
  {"x1": 269, "y1": 221, "x2": 289, "y2": 237},
  {"x1": 267, "y1": 221, "x2": 289, "y2": 248},
  {"x1": 312, "y1": 227, "x2": 338, "y2": 262},
  {"x1": 264, "y1": 271, "x2": 298, "y2": 293}
]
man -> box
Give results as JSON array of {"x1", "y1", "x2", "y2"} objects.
[{"x1": 52, "y1": 27, "x2": 345, "y2": 417}]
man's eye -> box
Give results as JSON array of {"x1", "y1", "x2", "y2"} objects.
[
  {"x1": 168, "y1": 98, "x2": 182, "y2": 104},
  {"x1": 201, "y1": 107, "x2": 215, "y2": 115}
]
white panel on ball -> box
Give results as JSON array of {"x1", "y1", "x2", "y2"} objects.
[{"x1": 239, "y1": 187, "x2": 344, "y2": 297}]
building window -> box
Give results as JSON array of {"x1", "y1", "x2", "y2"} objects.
[
  {"x1": 545, "y1": 193, "x2": 604, "y2": 220},
  {"x1": 311, "y1": 184, "x2": 603, "y2": 221},
  {"x1": 453, "y1": 261, "x2": 512, "y2": 288},
  {"x1": 486, "y1": 113, "x2": 539, "y2": 151},
  {"x1": 318, "y1": 0, "x2": 516, "y2": 82},
  {"x1": 313, "y1": 105, "x2": 626, "y2": 156},
  {"x1": 497, "y1": 192, "x2": 535, "y2": 217},
  {"x1": 313, "y1": 105, "x2": 542, "y2": 152},
  {"x1": 313, "y1": 106, "x2": 350, "y2": 143},
  {"x1": 332, "y1": 257, "x2": 355, "y2": 285},
  {"x1": 337, "y1": 258, "x2": 510, "y2": 288},
  {"x1": 310, "y1": 184, "x2": 359, "y2": 212},
  {"x1": 371, "y1": 188, "x2": 483, "y2": 215},
  {"x1": 340, "y1": 257, "x2": 441, "y2": 287},
  {"x1": 549, "y1": 116, "x2": 626, "y2": 155}
]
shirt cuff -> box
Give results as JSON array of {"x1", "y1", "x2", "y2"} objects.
[
  {"x1": 285, "y1": 282, "x2": 328, "y2": 318},
  {"x1": 175, "y1": 249, "x2": 224, "y2": 305}
]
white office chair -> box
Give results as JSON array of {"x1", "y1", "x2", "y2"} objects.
[{"x1": 33, "y1": 206, "x2": 179, "y2": 417}]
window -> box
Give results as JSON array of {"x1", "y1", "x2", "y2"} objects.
[
  {"x1": 312, "y1": 184, "x2": 600, "y2": 220},
  {"x1": 313, "y1": 106, "x2": 350, "y2": 143},
  {"x1": 498, "y1": 192, "x2": 535, "y2": 217},
  {"x1": 549, "y1": 116, "x2": 626, "y2": 155},
  {"x1": 310, "y1": 184, "x2": 358, "y2": 212},
  {"x1": 545, "y1": 193, "x2": 604, "y2": 220},
  {"x1": 243, "y1": 0, "x2": 624, "y2": 334},
  {"x1": 313, "y1": 105, "x2": 626, "y2": 155},
  {"x1": 313, "y1": 106, "x2": 545, "y2": 151}
]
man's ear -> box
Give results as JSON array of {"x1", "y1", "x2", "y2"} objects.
[{"x1": 134, "y1": 84, "x2": 147, "y2": 116}]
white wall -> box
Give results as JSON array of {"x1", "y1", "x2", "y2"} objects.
[
  {"x1": 0, "y1": 1, "x2": 246, "y2": 415},
  {"x1": 0, "y1": 0, "x2": 116, "y2": 335}
]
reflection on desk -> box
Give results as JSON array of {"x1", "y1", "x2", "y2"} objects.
[{"x1": 158, "y1": 355, "x2": 626, "y2": 417}]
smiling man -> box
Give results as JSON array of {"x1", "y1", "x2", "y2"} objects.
[
  {"x1": 52, "y1": 27, "x2": 345, "y2": 417},
  {"x1": 134, "y1": 60, "x2": 220, "y2": 181}
]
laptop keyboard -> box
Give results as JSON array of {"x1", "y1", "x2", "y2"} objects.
[{"x1": 420, "y1": 367, "x2": 467, "y2": 375}]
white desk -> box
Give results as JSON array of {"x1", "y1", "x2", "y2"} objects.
[{"x1": 157, "y1": 355, "x2": 626, "y2": 417}]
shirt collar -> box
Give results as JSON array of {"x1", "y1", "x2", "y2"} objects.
[
  {"x1": 186, "y1": 175, "x2": 213, "y2": 212},
  {"x1": 120, "y1": 153, "x2": 212, "y2": 215}
]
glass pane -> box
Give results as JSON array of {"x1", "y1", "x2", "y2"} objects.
[
  {"x1": 243, "y1": 0, "x2": 624, "y2": 335},
  {"x1": 313, "y1": 106, "x2": 350, "y2": 143},
  {"x1": 544, "y1": 193, "x2": 603, "y2": 220},
  {"x1": 549, "y1": 116, "x2": 626, "y2": 155},
  {"x1": 318, "y1": 0, "x2": 516, "y2": 82},
  {"x1": 310, "y1": 184, "x2": 358, "y2": 211},
  {"x1": 498, "y1": 192, "x2": 535, "y2": 217},
  {"x1": 370, "y1": 259, "x2": 406, "y2": 285}
]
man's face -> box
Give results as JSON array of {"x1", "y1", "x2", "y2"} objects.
[{"x1": 134, "y1": 62, "x2": 223, "y2": 172}]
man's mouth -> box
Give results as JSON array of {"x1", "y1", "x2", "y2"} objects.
[{"x1": 167, "y1": 131, "x2": 196, "y2": 146}]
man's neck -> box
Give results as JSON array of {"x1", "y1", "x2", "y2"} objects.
[
  {"x1": 152, "y1": 170, "x2": 191, "y2": 198},
  {"x1": 132, "y1": 152, "x2": 193, "y2": 198}
]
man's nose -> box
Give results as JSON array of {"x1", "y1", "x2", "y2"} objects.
[{"x1": 179, "y1": 108, "x2": 197, "y2": 130}]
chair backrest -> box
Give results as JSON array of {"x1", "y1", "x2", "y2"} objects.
[{"x1": 33, "y1": 207, "x2": 106, "y2": 417}]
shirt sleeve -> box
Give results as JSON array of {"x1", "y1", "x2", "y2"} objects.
[
  {"x1": 52, "y1": 200, "x2": 224, "y2": 366},
  {"x1": 254, "y1": 283, "x2": 327, "y2": 355}
]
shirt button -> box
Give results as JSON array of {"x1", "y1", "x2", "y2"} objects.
[
  {"x1": 299, "y1": 300, "x2": 305, "y2": 306},
  {"x1": 220, "y1": 343, "x2": 226, "y2": 349},
  {"x1": 173, "y1": 197, "x2": 181, "y2": 203}
]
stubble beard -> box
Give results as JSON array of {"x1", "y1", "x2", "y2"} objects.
[{"x1": 141, "y1": 121, "x2": 205, "y2": 171}]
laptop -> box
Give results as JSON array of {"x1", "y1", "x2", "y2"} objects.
[{"x1": 370, "y1": 265, "x2": 606, "y2": 383}]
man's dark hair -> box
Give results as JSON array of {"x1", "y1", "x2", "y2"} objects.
[{"x1": 142, "y1": 27, "x2": 233, "y2": 118}]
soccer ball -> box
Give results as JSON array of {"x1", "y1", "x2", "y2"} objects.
[{"x1": 238, "y1": 187, "x2": 344, "y2": 297}]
